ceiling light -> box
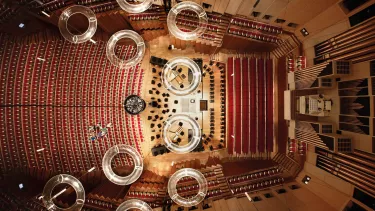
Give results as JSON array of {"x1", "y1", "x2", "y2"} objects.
[
  {"x1": 42, "y1": 174, "x2": 85, "y2": 210},
  {"x1": 168, "y1": 168, "x2": 207, "y2": 207},
  {"x1": 19, "y1": 23, "x2": 25, "y2": 28},
  {"x1": 116, "y1": 0, "x2": 153, "y2": 13},
  {"x1": 167, "y1": 1, "x2": 208, "y2": 40},
  {"x1": 58, "y1": 5, "x2": 97, "y2": 44},
  {"x1": 302, "y1": 175, "x2": 311, "y2": 184},
  {"x1": 300, "y1": 28, "x2": 309, "y2": 37},
  {"x1": 102, "y1": 145, "x2": 143, "y2": 185},
  {"x1": 41, "y1": 11, "x2": 50, "y2": 17},
  {"x1": 116, "y1": 199, "x2": 152, "y2": 211},
  {"x1": 106, "y1": 30, "x2": 145, "y2": 69}
]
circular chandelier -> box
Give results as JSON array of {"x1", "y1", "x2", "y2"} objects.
[
  {"x1": 106, "y1": 30, "x2": 145, "y2": 69},
  {"x1": 162, "y1": 114, "x2": 201, "y2": 154},
  {"x1": 102, "y1": 145, "x2": 143, "y2": 185},
  {"x1": 42, "y1": 174, "x2": 85, "y2": 211},
  {"x1": 161, "y1": 57, "x2": 201, "y2": 96},
  {"x1": 116, "y1": 199, "x2": 153, "y2": 211},
  {"x1": 167, "y1": 1, "x2": 208, "y2": 40},
  {"x1": 124, "y1": 95, "x2": 146, "y2": 115},
  {"x1": 168, "y1": 168, "x2": 207, "y2": 207},
  {"x1": 58, "y1": 5, "x2": 97, "y2": 44},
  {"x1": 116, "y1": 0, "x2": 153, "y2": 14}
]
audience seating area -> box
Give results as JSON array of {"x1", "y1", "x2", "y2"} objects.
[
  {"x1": 227, "y1": 57, "x2": 274, "y2": 155},
  {"x1": 169, "y1": 160, "x2": 231, "y2": 201},
  {"x1": 226, "y1": 167, "x2": 281, "y2": 186},
  {"x1": 31, "y1": 0, "x2": 67, "y2": 13},
  {"x1": 230, "y1": 177, "x2": 284, "y2": 195},
  {"x1": 228, "y1": 28, "x2": 281, "y2": 44},
  {"x1": 126, "y1": 170, "x2": 167, "y2": 208},
  {"x1": 0, "y1": 35, "x2": 145, "y2": 173},
  {"x1": 230, "y1": 17, "x2": 283, "y2": 34}
]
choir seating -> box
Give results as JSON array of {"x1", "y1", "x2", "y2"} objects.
[{"x1": 226, "y1": 57, "x2": 274, "y2": 155}]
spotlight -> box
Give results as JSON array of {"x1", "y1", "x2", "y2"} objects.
[
  {"x1": 41, "y1": 11, "x2": 50, "y2": 17},
  {"x1": 300, "y1": 28, "x2": 309, "y2": 37},
  {"x1": 302, "y1": 175, "x2": 311, "y2": 184},
  {"x1": 19, "y1": 183, "x2": 24, "y2": 189},
  {"x1": 18, "y1": 23, "x2": 25, "y2": 28}
]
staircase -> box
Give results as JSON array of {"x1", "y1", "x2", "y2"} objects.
[
  {"x1": 272, "y1": 153, "x2": 302, "y2": 178},
  {"x1": 272, "y1": 34, "x2": 301, "y2": 58}
]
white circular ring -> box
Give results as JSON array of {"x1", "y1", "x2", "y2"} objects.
[
  {"x1": 167, "y1": 1, "x2": 208, "y2": 40},
  {"x1": 168, "y1": 168, "x2": 207, "y2": 207},
  {"x1": 42, "y1": 174, "x2": 85, "y2": 211},
  {"x1": 58, "y1": 5, "x2": 97, "y2": 44},
  {"x1": 106, "y1": 30, "x2": 145, "y2": 69},
  {"x1": 161, "y1": 57, "x2": 201, "y2": 96},
  {"x1": 116, "y1": 0, "x2": 153, "y2": 14},
  {"x1": 102, "y1": 145, "x2": 143, "y2": 185},
  {"x1": 116, "y1": 199, "x2": 152, "y2": 211},
  {"x1": 162, "y1": 114, "x2": 201, "y2": 154}
]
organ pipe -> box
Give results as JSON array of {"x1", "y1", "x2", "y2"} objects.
[
  {"x1": 319, "y1": 156, "x2": 375, "y2": 184},
  {"x1": 317, "y1": 27, "x2": 375, "y2": 55},
  {"x1": 337, "y1": 152, "x2": 375, "y2": 169},
  {"x1": 353, "y1": 150, "x2": 375, "y2": 162},
  {"x1": 329, "y1": 38, "x2": 375, "y2": 58},
  {"x1": 315, "y1": 17, "x2": 375, "y2": 50},
  {"x1": 333, "y1": 45, "x2": 375, "y2": 61},
  {"x1": 317, "y1": 162, "x2": 375, "y2": 196},
  {"x1": 317, "y1": 151, "x2": 375, "y2": 177},
  {"x1": 352, "y1": 53, "x2": 375, "y2": 64}
]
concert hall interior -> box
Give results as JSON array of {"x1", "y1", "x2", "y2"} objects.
[{"x1": 1, "y1": 0, "x2": 375, "y2": 210}]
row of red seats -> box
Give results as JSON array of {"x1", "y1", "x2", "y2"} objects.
[
  {"x1": 178, "y1": 28, "x2": 218, "y2": 42},
  {"x1": 231, "y1": 177, "x2": 284, "y2": 195},
  {"x1": 129, "y1": 13, "x2": 160, "y2": 21},
  {"x1": 226, "y1": 57, "x2": 274, "y2": 154},
  {"x1": 176, "y1": 180, "x2": 219, "y2": 194},
  {"x1": 266, "y1": 59, "x2": 273, "y2": 152},
  {"x1": 206, "y1": 189, "x2": 223, "y2": 198},
  {"x1": 227, "y1": 167, "x2": 280, "y2": 185},
  {"x1": 128, "y1": 191, "x2": 160, "y2": 198},
  {"x1": 176, "y1": 171, "x2": 217, "y2": 185},
  {"x1": 228, "y1": 28, "x2": 280, "y2": 43},
  {"x1": 89, "y1": 1, "x2": 118, "y2": 14},
  {"x1": 208, "y1": 14, "x2": 227, "y2": 24},
  {"x1": 0, "y1": 38, "x2": 145, "y2": 173},
  {"x1": 176, "y1": 17, "x2": 220, "y2": 32},
  {"x1": 231, "y1": 17, "x2": 283, "y2": 34},
  {"x1": 227, "y1": 58, "x2": 234, "y2": 154},
  {"x1": 86, "y1": 198, "x2": 114, "y2": 209},
  {"x1": 34, "y1": 0, "x2": 66, "y2": 13},
  {"x1": 179, "y1": 11, "x2": 228, "y2": 24}
]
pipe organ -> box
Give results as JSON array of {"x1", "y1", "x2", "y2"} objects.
[
  {"x1": 292, "y1": 60, "x2": 351, "y2": 90},
  {"x1": 314, "y1": 17, "x2": 375, "y2": 64},
  {"x1": 294, "y1": 121, "x2": 352, "y2": 153},
  {"x1": 316, "y1": 148, "x2": 375, "y2": 197}
]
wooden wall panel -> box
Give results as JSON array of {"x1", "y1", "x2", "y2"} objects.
[{"x1": 225, "y1": 0, "x2": 243, "y2": 15}]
